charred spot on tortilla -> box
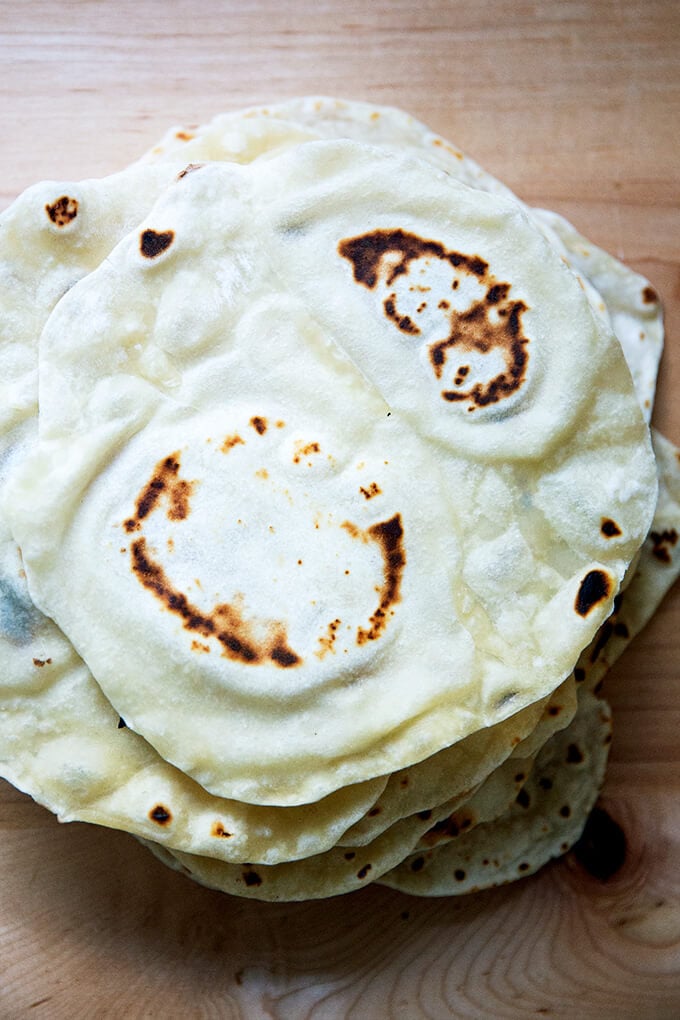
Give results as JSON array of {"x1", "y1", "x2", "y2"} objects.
[
  {"x1": 338, "y1": 228, "x2": 488, "y2": 289},
  {"x1": 211, "y1": 822, "x2": 232, "y2": 838},
  {"x1": 341, "y1": 513, "x2": 405, "y2": 645},
  {"x1": 140, "y1": 228, "x2": 175, "y2": 258},
  {"x1": 250, "y1": 416, "x2": 268, "y2": 435},
  {"x1": 338, "y1": 228, "x2": 529, "y2": 410},
  {"x1": 600, "y1": 518, "x2": 622, "y2": 538},
  {"x1": 124, "y1": 454, "x2": 302, "y2": 668},
  {"x1": 243, "y1": 870, "x2": 262, "y2": 887},
  {"x1": 149, "y1": 804, "x2": 172, "y2": 825},
  {"x1": 575, "y1": 569, "x2": 612, "y2": 616},
  {"x1": 650, "y1": 528, "x2": 678, "y2": 564},
  {"x1": 45, "y1": 195, "x2": 78, "y2": 227},
  {"x1": 123, "y1": 453, "x2": 194, "y2": 532}
]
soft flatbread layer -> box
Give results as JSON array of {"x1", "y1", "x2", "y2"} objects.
[
  {"x1": 144, "y1": 438, "x2": 680, "y2": 897},
  {"x1": 5, "y1": 144, "x2": 656, "y2": 806},
  {"x1": 142, "y1": 96, "x2": 663, "y2": 424},
  {"x1": 378, "y1": 428, "x2": 680, "y2": 893}
]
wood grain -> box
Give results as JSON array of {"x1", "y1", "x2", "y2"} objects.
[{"x1": 0, "y1": 1, "x2": 679, "y2": 1016}]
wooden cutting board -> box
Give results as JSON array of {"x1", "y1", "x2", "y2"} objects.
[{"x1": 1, "y1": 2, "x2": 679, "y2": 1016}]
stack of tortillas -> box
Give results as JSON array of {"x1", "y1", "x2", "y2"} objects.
[{"x1": 1, "y1": 97, "x2": 678, "y2": 901}]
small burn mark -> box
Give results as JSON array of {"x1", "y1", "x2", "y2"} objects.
[
  {"x1": 642, "y1": 285, "x2": 659, "y2": 305},
  {"x1": 222, "y1": 434, "x2": 245, "y2": 454},
  {"x1": 338, "y1": 228, "x2": 529, "y2": 411},
  {"x1": 45, "y1": 195, "x2": 78, "y2": 227},
  {"x1": 293, "y1": 440, "x2": 321, "y2": 465},
  {"x1": 342, "y1": 513, "x2": 405, "y2": 646},
  {"x1": 560, "y1": 805, "x2": 572, "y2": 818},
  {"x1": 590, "y1": 620, "x2": 614, "y2": 663},
  {"x1": 650, "y1": 528, "x2": 678, "y2": 564},
  {"x1": 191, "y1": 640, "x2": 210, "y2": 653},
  {"x1": 243, "y1": 870, "x2": 262, "y2": 887},
  {"x1": 211, "y1": 822, "x2": 232, "y2": 838},
  {"x1": 575, "y1": 569, "x2": 612, "y2": 617},
  {"x1": 539, "y1": 777, "x2": 553, "y2": 791},
  {"x1": 454, "y1": 869, "x2": 466, "y2": 882},
  {"x1": 516, "y1": 788, "x2": 531, "y2": 809},
  {"x1": 356, "y1": 864, "x2": 372, "y2": 880},
  {"x1": 518, "y1": 862, "x2": 530, "y2": 872},
  {"x1": 338, "y1": 228, "x2": 488, "y2": 289},
  {"x1": 547, "y1": 705, "x2": 562, "y2": 717},
  {"x1": 344, "y1": 851, "x2": 356, "y2": 861},
  {"x1": 410, "y1": 856, "x2": 425, "y2": 872},
  {"x1": 117, "y1": 717, "x2": 127, "y2": 729},
  {"x1": 359, "y1": 482, "x2": 381, "y2": 500},
  {"x1": 123, "y1": 453, "x2": 194, "y2": 532},
  {"x1": 140, "y1": 229, "x2": 175, "y2": 259},
  {"x1": 368, "y1": 806, "x2": 381, "y2": 817},
  {"x1": 384, "y1": 294, "x2": 420, "y2": 334},
  {"x1": 125, "y1": 455, "x2": 301, "y2": 668},
  {"x1": 250, "y1": 416, "x2": 267, "y2": 435},
  {"x1": 601, "y1": 518, "x2": 622, "y2": 538},
  {"x1": 566, "y1": 743, "x2": 584, "y2": 764},
  {"x1": 149, "y1": 804, "x2": 172, "y2": 825},
  {"x1": 315, "y1": 618, "x2": 341, "y2": 660},
  {"x1": 175, "y1": 130, "x2": 195, "y2": 140},
  {"x1": 32, "y1": 657, "x2": 52, "y2": 667}
]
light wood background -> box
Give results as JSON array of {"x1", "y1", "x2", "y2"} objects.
[{"x1": 1, "y1": 2, "x2": 679, "y2": 1016}]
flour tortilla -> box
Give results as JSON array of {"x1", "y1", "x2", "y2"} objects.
[
  {"x1": 135, "y1": 441, "x2": 680, "y2": 898},
  {"x1": 142, "y1": 96, "x2": 663, "y2": 423},
  {"x1": 378, "y1": 687, "x2": 612, "y2": 896},
  {"x1": 0, "y1": 145, "x2": 613, "y2": 862},
  {"x1": 5, "y1": 143, "x2": 656, "y2": 808},
  {"x1": 378, "y1": 429, "x2": 680, "y2": 893}
]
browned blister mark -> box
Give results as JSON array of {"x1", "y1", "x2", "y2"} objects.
[
  {"x1": 566, "y1": 743, "x2": 584, "y2": 764},
  {"x1": 149, "y1": 804, "x2": 172, "y2": 825},
  {"x1": 338, "y1": 228, "x2": 529, "y2": 409},
  {"x1": 340, "y1": 514, "x2": 405, "y2": 646},
  {"x1": 574, "y1": 569, "x2": 612, "y2": 616},
  {"x1": 601, "y1": 518, "x2": 622, "y2": 538},
  {"x1": 211, "y1": 822, "x2": 232, "y2": 838},
  {"x1": 315, "y1": 618, "x2": 341, "y2": 660},
  {"x1": 589, "y1": 619, "x2": 614, "y2": 663},
  {"x1": 650, "y1": 528, "x2": 678, "y2": 564},
  {"x1": 243, "y1": 870, "x2": 262, "y2": 887},
  {"x1": 420, "y1": 809, "x2": 475, "y2": 847},
  {"x1": 356, "y1": 864, "x2": 372, "y2": 880},
  {"x1": 222, "y1": 434, "x2": 245, "y2": 453},
  {"x1": 129, "y1": 538, "x2": 300, "y2": 668},
  {"x1": 433, "y1": 296, "x2": 529, "y2": 408},
  {"x1": 293, "y1": 440, "x2": 321, "y2": 465},
  {"x1": 45, "y1": 195, "x2": 78, "y2": 226},
  {"x1": 32, "y1": 657, "x2": 52, "y2": 667},
  {"x1": 175, "y1": 130, "x2": 195, "y2": 141},
  {"x1": 383, "y1": 293, "x2": 420, "y2": 334},
  {"x1": 359, "y1": 482, "x2": 381, "y2": 500},
  {"x1": 140, "y1": 229, "x2": 175, "y2": 258},
  {"x1": 338, "y1": 228, "x2": 488, "y2": 289},
  {"x1": 250, "y1": 416, "x2": 268, "y2": 435},
  {"x1": 124, "y1": 453, "x2": 194, "y2": 533},
  {"x1": 642, "y1": 285, "x2": 659, "y2": 305}
]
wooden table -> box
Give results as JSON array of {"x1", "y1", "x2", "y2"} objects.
[{"x1": 1, "y1": 2, "x2": 678, "y2": 1016}]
